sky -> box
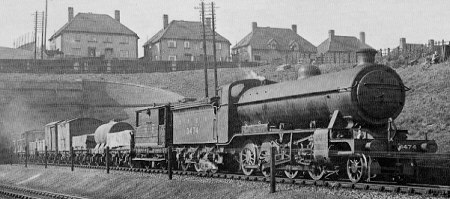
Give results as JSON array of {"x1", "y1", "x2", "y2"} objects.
[{"x1": 0, "y1": 0, "x2": 449, "y2": 57}]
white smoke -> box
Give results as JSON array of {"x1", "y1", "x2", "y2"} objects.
[{"x1": 245, "y1": 70, "x2": 266, "y2": 81}]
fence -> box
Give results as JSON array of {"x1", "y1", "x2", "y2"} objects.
[
  {"x1": 377, "y1": 40, "x2": 450, "y2": 63},
  {"x1": 0, "y1": 58, "x2": 260, "y2": 74}
]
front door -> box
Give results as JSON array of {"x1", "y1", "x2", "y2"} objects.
[
  {"x1": 105, "y1": 48, "x2": 113, "y2": 59},
  {"x1": 88, "y1": 47, "x2": 96, "y2": 57}
]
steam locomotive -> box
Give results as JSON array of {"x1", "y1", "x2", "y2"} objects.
[{"x1": 15, "y1": 48, "x2": 437, "y2": 183}]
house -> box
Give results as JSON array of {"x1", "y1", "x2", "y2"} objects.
[
  {"x1": 232, "y1": 22, "x2": 317, "y2": 64},
  {"x1": 399, "y1": 38, "x2": 425, "y2": 52},
  {"x1": 316, "y1": 30, "x2": 372, "y2": 63},
  {"x1": 49, "y1": 7, "x2": 139, "y2": 59},
  {"x1": 143, "y1": 15, "x2": 231, "y2": 61}
]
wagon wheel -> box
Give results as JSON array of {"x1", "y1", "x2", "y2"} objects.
[
  {"x1": 180, "y1": 161, "x2": 190, "y2": 171},
  {"x1": 113, "y1": 156, "x2": 120, "y2": 167},
  {"x1": 194, "y1": 163, "x2": 202, "y2": 172},
  {"x1": 240, "y1": 142, "x2": 258, "y2": 176},
  {"x1": 308, "y1": 163, "x2": 326, "y2": 181},
  {"x1": 284, "y1": 170, "x2": 299, "y2": 179},
  {"x1": 347, "y1": 154, "x2": 367, "y2": 183}
]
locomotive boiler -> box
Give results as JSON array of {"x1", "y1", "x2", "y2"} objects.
[{"x1": 236, "y1": 48, "x2": 406, "y2": 132}]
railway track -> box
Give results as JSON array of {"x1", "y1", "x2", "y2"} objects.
[
  {"x1": 25, "y1": 163, "x2": 450, "y2": 197},
  {"x1": 0, "y1": 183, "x2": 88, "y2": 199}
]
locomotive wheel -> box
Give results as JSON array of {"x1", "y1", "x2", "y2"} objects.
[
  {"x1": 346, "y1": 154, "x2": 367, "y2": 183},
  {"x1": 259, "y1": 139, "x2": 278, "y2": 177},
  {"x1": 261, "y1": 168, "x2": 270, "y2": 177},
  {"x1": 284, "y1": 170, "x2": 299, "y2": 179},
  {"x1": 308, "y1": 164, "x2": 326, "y2": 180},
  {"x1": 240, "y1": 142, "x2": 257, "y2": 176}
]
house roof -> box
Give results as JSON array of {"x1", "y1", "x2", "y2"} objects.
[
  {"x1": 232, "y1": 27, "x2": 317, "y2": 53},
  {"x1": 143, "y1": 20, "x2": 230, "y2": 47},
  {"x1": 317, "y1": 35, "x2": 372, "y2": 54},
  {"x1": 49, "y1": 13, "x2": 138, "y2": 41}
]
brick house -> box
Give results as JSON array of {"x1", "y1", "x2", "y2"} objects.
[
  {"x1": 316, "y1": 30, "x2": 372, "y2": 63},
  {"x1": 49, "y1": 7, "x2": 139, "y2": 59},
  {"x1": 231, "y1": 22, "x2": 317, "y2": 64},
  {"x1": 143, "y1": 15, "x2": 231, "y2": 61}
]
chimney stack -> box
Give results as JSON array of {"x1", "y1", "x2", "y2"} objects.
[
  {"x1": 292, "y1": 25, "x2": 297, "y2": 34},
  {"x1": 360, "y1": 32, "x2": 366, "y2": 44},
  {"x1": 68, "y1": 7, "x2": 74, "y2": 22},
  {"x1": 163, "y1": 14, "x2": 169, "y2": 29},
  {"x1": 328, "y1": 29, "x2": 335, "y2": 39},
  {"x1": 115, "y1": 10, "x2": 120, "y2": 22},
  {"x1": 205, "y1": 18, "x2": 212, "y2": 29},
  {"x1": 428, "y1": 39, "x2": 435, "y2": 48},
  {"x1": 400, "y1": 38, "x2": 406, "y2": 50},
  {"x1": 252, "y1": 22, "x2": 257, "y2": 32}
]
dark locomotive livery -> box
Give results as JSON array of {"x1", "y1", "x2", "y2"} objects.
[{"x1": 15, "y1": 48, "x2": 437, "y2": 183}]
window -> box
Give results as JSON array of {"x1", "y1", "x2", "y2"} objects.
[
  {"x1": 254, "y1": 55, "x2": 261, "y2": 61},
  {"x1": 72, "y1": 47, "x2": 81, "y2": 55},
  {"x1": 216, "y1": 43, "x2": 222, "y2": 50},
  {"x1": 88, "y1": 36, "x2": 97, "y2": 43},
  {"x1": 104, "y1": 37, "x2": 112, "y2": 43},
  {"x1": 168, "y1": 55, "x2": 176, "y2": 61},
  {"x1": 289, "y1": 42, "x2": 299, "y2": 51},
  {"x1": 120, "y1": 50, "x2": 129, "y2": 58},
  {"x1": 269, "y1": 42, "x2": 277, "y2": 49},
  {"x1": 168, "y1": 40, "x2": 177, "y2": 48},
  {"x1": 120, "y1": 37, "x2": 129, "y2": 44},
  {"x1": 74, "y1": 35, "x2": 81, "y2": 42},
  {"x1": 268, "y1": 39, "x2": 278, "y2": 50},
  {"x1": 184, "y1": 41, "x2": 190, "y2": 49},
  {"x1": 199, "y1": 41, "x2": 204, "y2": 49}
]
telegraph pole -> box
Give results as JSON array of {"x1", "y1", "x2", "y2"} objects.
[
  {"x1": 211, "y1": 2, "x2": 218, "y2": 96},
  {"x1": 201, "y1": 2, "x2": 209, "y2": 98},
  {"x1": 34, "y1": 11, "x2": 38, "y2": 60},
  {"x1": 41, "y1": 11, "x2": 45, "y2": 59},
  {"x1": 44, "y1": 0, "x2": 48, "y2": 52}
]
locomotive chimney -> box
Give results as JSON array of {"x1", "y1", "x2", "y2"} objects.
[{"x1": 356, "y1": 48, "x2": 377, "y2": 65}]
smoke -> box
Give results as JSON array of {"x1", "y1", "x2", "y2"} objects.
[
  {"x1": 245, "y1": 70, "x2": 266, "y2": 81},
  {"x1": 0, "y1": 95, "x2": 46, "y2": 142}
]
